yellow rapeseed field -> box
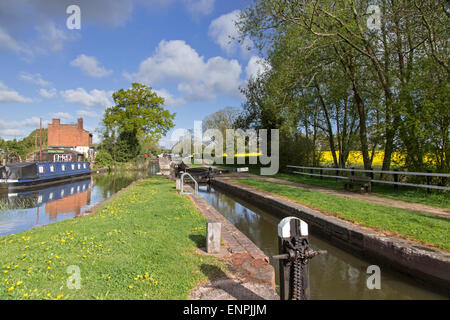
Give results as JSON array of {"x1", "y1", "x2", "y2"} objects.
[{"x1": 319, "y1": 151, "x2": 418, "y2": 167}]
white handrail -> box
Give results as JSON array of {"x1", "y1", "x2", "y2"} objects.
[
  {"x1": 180, "y1": 172, "x2": 198, "y2": 195},
  {"x1": 287, "y1": 165, "x2": 450, "y2": 178}
]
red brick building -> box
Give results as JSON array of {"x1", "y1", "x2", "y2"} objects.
[{"x1": 47, "y1": 118, "x2": 94, "y2": 160}]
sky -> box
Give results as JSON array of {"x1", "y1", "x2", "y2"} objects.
[{"x1": 0, "y1": 0, "x2": 269, "y2": 147}]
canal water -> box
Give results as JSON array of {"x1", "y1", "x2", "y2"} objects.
[
  {"x1": 198, "y1": 185, "x2": 448, "y2": 300},
  {"x1": 0, "y1": 162, "x2": 159, "y2": 237}
]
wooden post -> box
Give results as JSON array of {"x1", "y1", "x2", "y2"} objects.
[
  {"x1": 427, "y1": 170, "x2": 432, "y2": 194},
  {"x1": 206, "y1": 221, "x2": 221, "y2": 254},
  {"x1": 394, "y1": 170, "x2": 399, "y2": 191}
]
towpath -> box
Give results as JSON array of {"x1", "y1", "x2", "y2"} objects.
[{"x1": 217, "y1": 173, "x2": 450, "y2": 219}]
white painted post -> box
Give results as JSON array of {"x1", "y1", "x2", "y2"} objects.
[
  {"x1": 206, "y1": 220, "x2": 221, "y2": 254},
  {"x1": 176, "y1": 178, "x2": 181, "y2": 190}
]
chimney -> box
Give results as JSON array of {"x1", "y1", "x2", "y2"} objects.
[
  {"x1": 52, "y1": 119, "x2": 60, "y2": 125},
  {"x1": 78, "y1": 118, "x2": 83, "y2": 129}
]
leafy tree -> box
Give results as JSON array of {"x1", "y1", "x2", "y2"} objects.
[{"x1": 102, "y1": 83, "x2": 175, "y2": 162}]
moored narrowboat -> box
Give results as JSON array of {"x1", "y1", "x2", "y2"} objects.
[{"x1": 0, "y1": 161, "x2": 91, "y2": 191}]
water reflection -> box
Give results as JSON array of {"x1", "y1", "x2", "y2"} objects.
[
  {"x1": 199, "y1": 185, "x2": 448, "y2": 300},
  {"x1": 0, "y1": 162, "x2": 159, "y2": 237}
]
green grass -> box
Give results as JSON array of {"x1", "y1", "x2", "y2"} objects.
[
  {"x1": 272, "y1": 173, "x2": 450, "y2": 209},
  {"x1": 0, "y1": 177, "x2": 225, "y2": 300},
  {"x1": 208, "y1": 163, "x2": 449, "y2": 209},
  {"x1": 232, "y1": 178, "x2": 450, "y2": 251}
]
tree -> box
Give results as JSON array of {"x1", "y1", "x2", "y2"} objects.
[
  {"x1": 102, "y1": 83, "x2": 175, "y2": 162},
  {"x1": 236, "y1": 0, "x2": 449, "y2": 174}
]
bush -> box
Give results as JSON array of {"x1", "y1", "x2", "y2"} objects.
[{"x1": 95, "y1": 150, "x2": 114, "y2": 168}]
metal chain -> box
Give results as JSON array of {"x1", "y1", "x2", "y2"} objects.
[{"x1": 290, "y1": 236, "x2": 307, "y2": 300}]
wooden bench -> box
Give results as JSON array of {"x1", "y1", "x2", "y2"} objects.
[{"x1": 343, "y1": 175, "x2": 372, "y2": 194}]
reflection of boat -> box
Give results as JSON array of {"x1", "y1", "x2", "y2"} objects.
[
  {"x1": 4, "y1": 178, "x2": 92, "y2": 210},
  {"x1": 0, "y1": 161, "x2": 90, "y2": 191}
]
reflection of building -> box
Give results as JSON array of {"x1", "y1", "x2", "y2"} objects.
[
  {"x1": 45, "y1": 190, "x2": 91, "y2": 219},
  {"x1": 48, "y1": 118, "x2": 94, "y2": 160}
]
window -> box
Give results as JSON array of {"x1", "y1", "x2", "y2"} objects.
[
  {"x1": 78, "y1": 164, "x2": 81, "y2": 170},
  {"x1": 83, "y1": 163, "x2": 87, "y2": 169},
  {"x1": 71, "y1": 164, "x2": 75, "y2": 170},
  {"x1": 50, "y1": 165, "x2": 55, "y2": 173},
  {"x1": 38, "y1": 166, "x2": 44, "y2": 174},
  {"x1": 49, "y1": 192, "x2": 54, "y2": 200},
  {"x1": 61, "y1": 164, "x2": 66, "y2": 171}
]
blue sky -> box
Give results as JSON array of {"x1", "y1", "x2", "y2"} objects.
[{"x1": 0, "y1": 0, "x2": 268, "y2": 147}]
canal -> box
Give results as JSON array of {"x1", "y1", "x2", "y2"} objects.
[
  {"x1": 198, "y1": 185, "x2": 448, "y2": 300},
  {"x1": 0, "y1": 162, "x2": 159, "y2": 237}
]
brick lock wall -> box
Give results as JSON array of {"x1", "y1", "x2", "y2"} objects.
[{"x1": 48, "y1": 118, "x2": 92, "y2": 148}]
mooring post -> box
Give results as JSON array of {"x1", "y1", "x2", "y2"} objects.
[
  {"x1": 206, "y1": 220, "x2": 221, "y2": 254},
  {"x1": 274, "y1": 217, "x2": 326, "y2": 300}
]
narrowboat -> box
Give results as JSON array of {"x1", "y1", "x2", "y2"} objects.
[
  {"x1": 3, "y1": 178, "x2": 92, "y2": 209},
  {"x1": 0, "y1": 161, "x2": 91, "y2": 191}
]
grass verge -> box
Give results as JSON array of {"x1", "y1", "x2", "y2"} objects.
[
  {"x1": 0, "y1": 176, "x2": 225, "y2": 300},
  {"x1": 232, "y1": 178, "x2": 450, "y2": 251},
  {"x1": 207, "y1": 163, "x2": 448, "y2": 209}
]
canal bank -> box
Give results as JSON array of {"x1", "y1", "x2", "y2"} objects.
[
  {"x1": 0, "y1": 176, "x2": 226, "y2": 300},
  {"x1": 184, "y1": 185, "x2": 278, "y2": 300},
  {"x1": 210, "y1": 178, "x2": 450, "y2": 295}
]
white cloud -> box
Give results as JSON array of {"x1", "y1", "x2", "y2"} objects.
[
  {"x1": 154, "y1": 89, "x2": 186, "y2": 107},
  {"x1": 0, "y1": 117, "x2": 49, "y2": 139},
  {"x1": 208, "y1": 10, "x2": 253, "y2": 56},
  {"x1": 0, "y1": 82, "x2": 32, "y2": 103},
  {"x1": 125, "y1": 40, "x2": 243, "y2": 101},
  {"x1": 49, "y1": 112, "x2": 73, "y2": 121},
  {"x1": 70, "y1": 54, "x2": 113, "y2": 78},
  {"x1": 246, "y1": 56, "x2": 271, "y2": 80},
  {"x1": 39, "y1": 88, "x2": 57, "y2": 99},
  {"x1": 36, "y1": 22, "x2": 76, "y2": 52},
  {"x1": 60, "y1": 88, "x2": 113, "y2": 109},
  {"x1": 77, "y1": 109, "x2": 99, "y2": 118},
  {"x1": 19, "y1": 72, "x2": 51, "y2": 87},
  {"x1": 0, "y1": 27, "x2": 29, "y2": 54},
  {"x1": 183, "y1": 0, "x2": 214, "y2": 17}
]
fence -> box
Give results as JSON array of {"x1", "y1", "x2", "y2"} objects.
[{"x1": 286, "y1": 165, "x2": 450, "y2": 192}]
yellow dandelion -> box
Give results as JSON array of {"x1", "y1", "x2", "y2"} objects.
[
  {"x1": 23, "y1": 293, "x2": 29, "y2": 297},
  {"x1": 16, "y1": 281, "x2": 22, "y2": 286},
  {"x1": 8, "y1": 286, "x2": 14, "y2": 291},
  {"x1": 56, "y1": 294, "x2": 63, "y2": 300}
]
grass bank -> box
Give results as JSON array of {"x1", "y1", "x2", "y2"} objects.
[
  {"x1": 232, "y1": 178, "x2": 450, "y2": 251},
  {"x1": 0, "y1": 176, "x2": 225, "y2": 300},
  {"x1": 207, "y1": 163, "x2": 448, "y2": 209}
]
